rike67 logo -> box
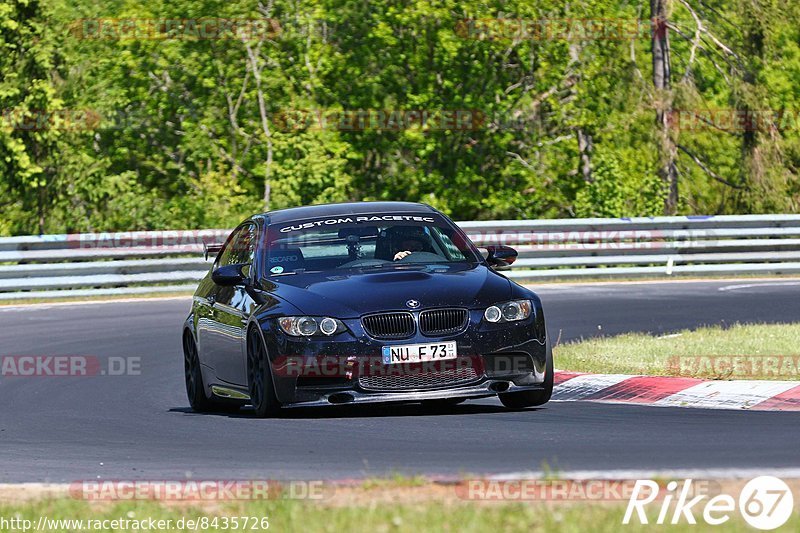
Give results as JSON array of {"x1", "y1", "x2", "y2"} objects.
[{"x1": 624, "y1": 476, "x2": 794, "y2": 530}]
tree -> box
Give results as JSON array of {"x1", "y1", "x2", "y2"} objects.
[{"x1": 0, "y1": 0, "x2": 65, "y2": 233}]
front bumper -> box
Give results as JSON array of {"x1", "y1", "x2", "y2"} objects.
[
  {"x1": 283, "y1": 379, "x2": 547, "y2": 408},
  {"x1": 261, "y1": 308, "x2": 548, "y2": 406}
]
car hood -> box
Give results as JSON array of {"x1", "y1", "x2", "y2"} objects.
[{"x1": 261, "y1": 263, "x2": 512, "y2": 317}]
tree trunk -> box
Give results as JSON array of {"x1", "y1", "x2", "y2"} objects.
[
  {"x1": 38, "y1": 184, "x2": 45, "y2": 235},
  {"x1": 651, "y1": 0, "x2": 678, "y2": 214},
  {"x1": 577, "y1": 129, "x2": 593, "y2": 183},
  {"x1": 738, "y1": 0, "x2": 771, "y2": 211},
  {"x1": 569, "y1": 41, "x2": 593, "y2": 184},
  {"x1": 244, "y1": 41, "x2": 273, "y2": 212}
]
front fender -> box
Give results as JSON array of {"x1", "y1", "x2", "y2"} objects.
[{"x1": 244, "y1": 297, "x2": 306, "y2": 404}]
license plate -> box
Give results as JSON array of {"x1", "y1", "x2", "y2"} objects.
[{"x1": 382, "y1": 341, "x2": 457, "y2": 364}]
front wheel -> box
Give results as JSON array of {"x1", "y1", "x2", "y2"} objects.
[
  {"x1": 498, "y1": 337, "x2": 553, "y2": 409},
  {"x1": 247, "y1": 328, "x2": 282, "y2": 418}
]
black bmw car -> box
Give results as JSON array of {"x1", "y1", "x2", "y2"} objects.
[{"x1": 183, "y1": 201, "x2": 552, "y2": 416}]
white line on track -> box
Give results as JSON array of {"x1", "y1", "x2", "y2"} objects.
[{"x1": 718, "y1": 281, "x2": 800, "y2": 292}]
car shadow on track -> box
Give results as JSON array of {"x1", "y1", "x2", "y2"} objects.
[{"x1": 169, "y1": 402, "x2": 544, "y2": 419}]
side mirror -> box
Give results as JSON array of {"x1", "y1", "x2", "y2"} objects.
[
  {"x1": 485, "y1": 245, "x2": 518, "y2": 271},
  {"x1": 211, "y1": 263, "x2": 251, "y2": 286}
]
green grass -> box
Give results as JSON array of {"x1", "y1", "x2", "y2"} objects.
[
  {"x1": 1, "y1": 497, "x2": 797, "y2": 532},
  {"x1": 554, "y1": 323, "x2": 800, "y2": 379}
]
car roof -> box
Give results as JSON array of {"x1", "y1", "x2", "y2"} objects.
[{"x1": 257, "y1": 201, "x2": 437, "y2": 224}]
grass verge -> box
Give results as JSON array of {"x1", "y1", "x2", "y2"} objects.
[
  {"x1": 554, "y1": 323, "x2": 800, "y2": 379},
  {"x1": 1, "y1": 494, "x2": 797, "y2": 532}
]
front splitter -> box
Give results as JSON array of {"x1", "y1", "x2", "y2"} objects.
[{"x1": 285, "y1": 380, "x2": 546, "y2": 408}]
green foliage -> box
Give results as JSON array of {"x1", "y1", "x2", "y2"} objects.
[
  {"x1": 0, "y1": 0, "x2": 65, "y2": 233},
  {"x1": 0, "y1": 0, "x2": 799, "y2": 235},
  {"x1": 574, "y1": 152, "x2": 627, "y2": 218}
]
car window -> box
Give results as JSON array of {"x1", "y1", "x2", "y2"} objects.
[
  {"x1": 430, "y1": 226, "x2": 468, "y2": 261},
  {"x1": 265, "y1": 215, "x2": 479, "y2": 274},
  {"x1": 216, "y1": 223, "x2": 257, "y2": 268}
]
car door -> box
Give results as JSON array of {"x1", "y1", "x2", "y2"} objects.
[{"x1": 205, "y1": 223, "x2": 258, "y2": 386}]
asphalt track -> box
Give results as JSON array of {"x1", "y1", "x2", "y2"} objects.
[{"x1": 1, "y1": 279, "x2": 799, "y2": 482}]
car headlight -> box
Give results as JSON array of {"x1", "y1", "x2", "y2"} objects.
[
  {"x1": 484, "y1": 300, "x2": 532, "y2": 323},
  {"x1": 278, "y1": 316, "x2": 345, "y2": 336}
]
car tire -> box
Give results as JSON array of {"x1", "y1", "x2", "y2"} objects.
[
  {"x1": 184, "y1": 332, "x2": 215, "y2": 412},
  {"x1": 184, "y1": 332, "x2": 245, "y2": 413},
  {"x1": 247, "y1": 327, "x2": 282, "y2": 418},
  {"x1": 498, "y1": 336, "x2": 553, "y2": 409}
]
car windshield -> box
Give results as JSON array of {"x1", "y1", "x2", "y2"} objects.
[{"x1": 264, "y1": 214, "x2": 480, "y2": 275}]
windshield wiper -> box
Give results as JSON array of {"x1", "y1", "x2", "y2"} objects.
[{"x1": 360, "y1": 263, "x2": 430, "y2": 271}]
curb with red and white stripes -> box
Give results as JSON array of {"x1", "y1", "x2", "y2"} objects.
[{"x1": 553, "y1": 372, "x2": 800, "y2": 411}]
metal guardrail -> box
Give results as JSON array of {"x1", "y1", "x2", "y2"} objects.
[{"x1": 2, "y1": 215, "x2": 800, "y2": 299}]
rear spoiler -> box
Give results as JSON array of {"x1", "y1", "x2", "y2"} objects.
[{"x1": 202, "y1": 241, "x2": 224, "y2": 261}]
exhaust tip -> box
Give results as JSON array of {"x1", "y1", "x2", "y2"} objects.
[
  {"x1": 327, "y1": 393, "x2": 355, "y2": 405},
  {"x1": 489, "y1": 381, "x2": 510, "y2": 393}
]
